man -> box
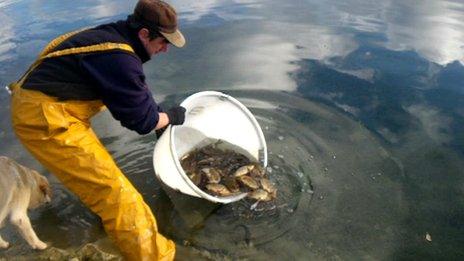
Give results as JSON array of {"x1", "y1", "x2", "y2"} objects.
[{"x1": 9, "y1": 0, "x2": 185, "y2": 260}]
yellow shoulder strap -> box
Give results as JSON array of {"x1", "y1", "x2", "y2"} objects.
[
  {"x1": 39, "y1": 28, "x2": 88, "y2": 57},
  {"x1": 43, "y1": 42, "x2": 134, "y2": 59},
  {"x1": 11, "y1": 29, "x2": 135, "y2": 90}
]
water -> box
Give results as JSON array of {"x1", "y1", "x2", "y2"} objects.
[{"x1": 1, "y1": 0, "x2": 464, "y2": 259}]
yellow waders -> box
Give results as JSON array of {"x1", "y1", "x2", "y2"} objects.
[{"x1": 10, "y1": 31, "x2": 175, "y2": 261}]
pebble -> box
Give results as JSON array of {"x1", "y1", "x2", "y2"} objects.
[
  {"x1": 278, "y1": 136, "x2": 284, "y2": 141},
  {"x1": 425, "y1": 233, "x2": 432, "y2": 242},
  {"x1": 278, "y1": 154, "x2": 284, "y2": 159},
  {"x1": 4, "y1": 85, "x2": 12, "y2": 95},
  {"x1": 79, "y1": 218, "x2": 92, "y2": 227},
  {"x1": 318, "y1": 195, "x2": 324, "y2": 200},
  {"x1": 36, "y1": 244, "x2": 122, "y2": 261},
  {"x1": 250, "y1": 201, "x2": 260, "y2": 210},
  {"x1": 296, "y1": 172, "x2": 304, "y2": 178},
  {"x1": 287, "y1": 208, "x2": 294, "y2": 213},
  {"x1": 58, "y1": 225, "x2": 69, "y2": 231}
]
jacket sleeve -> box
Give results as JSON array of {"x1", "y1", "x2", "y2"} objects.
[{"x1": 80, "y1": 51, "x2": 161, "y2": 134}]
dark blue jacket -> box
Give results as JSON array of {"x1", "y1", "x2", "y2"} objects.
[{"x1": 22, "y1": 20, "x2": 162, "y2": 135}]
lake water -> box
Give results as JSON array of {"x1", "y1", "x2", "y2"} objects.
[{"x1": 1, "y1": 0, "x2": 464, "y2": 259}]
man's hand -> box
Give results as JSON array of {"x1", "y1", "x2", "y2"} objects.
[
  {"x1": 155, "y1": 106, "x2": 186, "y2": 138},
  {"x1": 166, "y1": 106, "x2": 186, "y2": 125}
]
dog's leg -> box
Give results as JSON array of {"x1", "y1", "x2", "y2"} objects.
[
  {"x1": 10, "y1": 207, "x2": 47, "y2": 250},
  {"x1": 0, "y1": 214, "x2": 9, "y2": 248},
  {"x1": 0, "y1": 190, "x2": 11, "y2": 248},
  {"x1": 0, "y1": 221, "x2": 8, "y2": 249},
  {"x1": 0, "y1": 233, "x2": 8, "y2": 249}
]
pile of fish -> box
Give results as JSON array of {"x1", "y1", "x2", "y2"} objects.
[{"x1": 180, "y1": 143, "x2": 277, "y2": 201}]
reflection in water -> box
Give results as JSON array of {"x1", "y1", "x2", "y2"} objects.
[
  {"x1": 384, "y1": 0, "x2": 464, "y2": 65},
  {"x1": 230, "y1": 34, "x2": 299, "y2": 91},
  {"x1": 1, "y1": 0, "x2": 464, "y2": 259},
  {"x1": 173, "y1": 0, "x2": 263, "y2": 22},
  {"x1": 405, "y1": 104, "x2": 452, "y2": 144},
  {"x1": 0, "y1": 12, "x2": 16, "y2": 64},
  {"x1": 88, "y1": 0, "x2": 131, "y2": 20},
  {"x1": 297, "y1": 0, "x2": 464, "y2": 64}
]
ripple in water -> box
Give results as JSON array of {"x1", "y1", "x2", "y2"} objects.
[
  {"x1": 190, "y1": 154, "x2": 312, "y2": 248},
  {"x1": 106, "y1": 90, "x2": 404, "y2": 260}
]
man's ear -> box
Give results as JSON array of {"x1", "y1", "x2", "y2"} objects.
[{"x1": 138, "y1": 28, "x2": 150, "y2": 42}]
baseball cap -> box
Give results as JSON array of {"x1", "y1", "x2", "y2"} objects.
[{"x1": 133, "y1": 0, "x2": 185, "y2": 48}]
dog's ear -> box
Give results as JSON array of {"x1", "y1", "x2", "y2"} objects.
[{"x1": 37, "y1": 173, "x2": 52, "y2": 198}]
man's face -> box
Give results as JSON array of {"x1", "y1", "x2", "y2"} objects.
[
  {"x1": 145, "y1": 36, "x2": 170, "y2": 56},
  {"x1": 138, "y1": 28, "x2": 170, "y2": 57}
]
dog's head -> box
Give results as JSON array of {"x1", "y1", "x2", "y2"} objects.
[
  {"x1": 29, "y1": 170, "x2": 52, "y2": 208},
  {"x1": 37, "y1": 172, "x2": 52, "y2": 203}
]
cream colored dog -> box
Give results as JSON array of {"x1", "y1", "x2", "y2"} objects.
[{"x1": 0, "y1": 156, "x2": 52, "y2": 250}]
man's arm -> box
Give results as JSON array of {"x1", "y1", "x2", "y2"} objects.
[{"x1": 80, "y1": 51, "x2": 166, "y2": 134}]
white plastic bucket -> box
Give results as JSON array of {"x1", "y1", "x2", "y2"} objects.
[{"x1": 153, "y1": 91, "x2": 268, "y2": 204}]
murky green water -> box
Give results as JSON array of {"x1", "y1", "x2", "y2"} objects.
[{"x1": 1, "y1": 0, "x2": 464, "y2": 259}]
